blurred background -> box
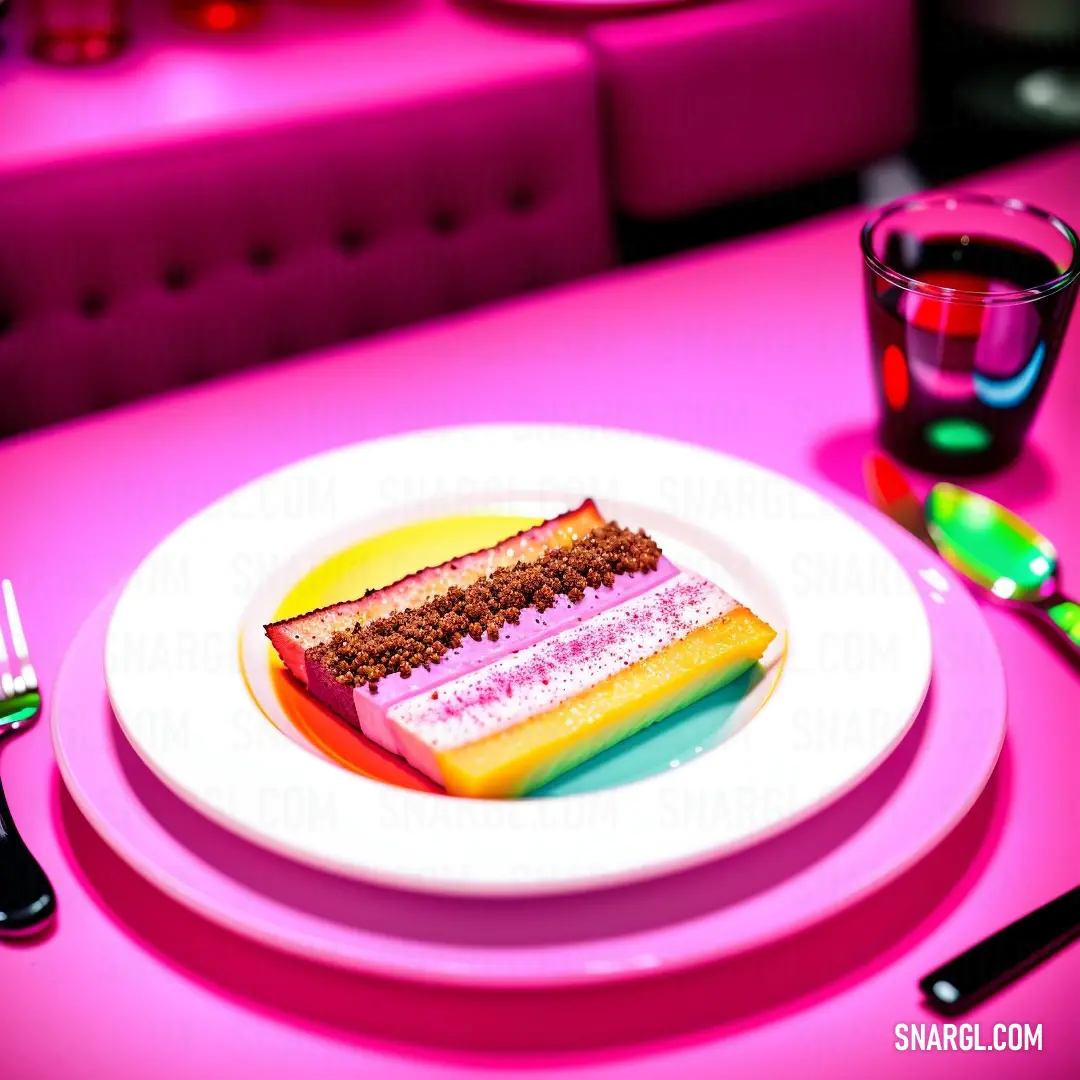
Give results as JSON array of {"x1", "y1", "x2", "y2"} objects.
[
  {"x1": 626, "y1": 0, "x2": 1080, "y2": 258},
  {"x1": 1, "y1": 0, "x2": 1078, "y2": 436}
]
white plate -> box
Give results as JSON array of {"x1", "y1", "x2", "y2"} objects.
[{"x1": 105, "y1": 425, "x2": 932, "y2": 896}]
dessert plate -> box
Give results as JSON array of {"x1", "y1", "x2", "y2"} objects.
[
  {"x1": 104, "y1": 425, "x2": 932, "y2": 896},
  {"x1": 55, "y1": 501, "x2": 1005, "y2": 986}
]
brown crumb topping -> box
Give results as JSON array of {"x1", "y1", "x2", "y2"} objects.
[{"x1": 311, "y1": 522, "x2": 661, "y2": 692}]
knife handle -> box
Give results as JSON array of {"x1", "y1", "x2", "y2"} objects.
[{"x1": 920, "y1": 885, "x2": 1080, "y2": 1014}]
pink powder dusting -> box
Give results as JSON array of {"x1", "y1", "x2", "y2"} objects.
[
  {"x1": 387, "y1": 574, "x2": 735, "y2": 750},
  {"x1": 447, "y1": 577, "x2": 715, "y2": 715},
  {"x1": 349, "y1": 556, "x2": 679, "y2": 710}
]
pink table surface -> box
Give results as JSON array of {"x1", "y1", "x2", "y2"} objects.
[{"x1": 5, "y1": 144, "x2": 1080, "y2": 1078}]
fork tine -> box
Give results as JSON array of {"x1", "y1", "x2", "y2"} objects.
[
  {"x1": 2, "y1": 580, "x2": 28, "y2": 660},
  {"x1": 0, "y1": 581, "x2": 35, "y2": 699},
  {"x1": 0, "y1": 673, "x2": 10, "y2": 702},
  {"x1": 0, "y1": 594, "x2": 8, "y2": 699}
]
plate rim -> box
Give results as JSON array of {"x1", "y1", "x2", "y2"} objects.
[
  {"x1": 54, "y1": 519, "x2": 1004, "y2": 986},
  {"x1": 102, "y1": 424, "x2": 933, "y2": 896}
]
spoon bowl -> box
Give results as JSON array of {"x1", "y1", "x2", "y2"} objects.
[
  {"x1": 864, "y1": 454, "x2": 1080, "y2": 656},
  {"x1": 923, "y1": 482, "x2": 1080, "y2": 652},
  {"x1": 924, "y1": 483, "x2": 1059, "y2": 605}
]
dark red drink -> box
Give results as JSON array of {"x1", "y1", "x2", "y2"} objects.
[{"x1": 862, "y1": 196, "x2": 1078, "y2": 475}]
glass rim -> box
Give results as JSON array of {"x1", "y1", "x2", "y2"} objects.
[{"x1": 861, "y1": 191, "x2": 1080, "y2": 306}]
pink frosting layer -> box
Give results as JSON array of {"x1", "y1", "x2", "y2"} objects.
[
  {"x1": 387, "y1": 572, "x2": 736, "y2": 754},
  {"x1": 350, "y1": 557, "x2": 679, "y2": 753}
]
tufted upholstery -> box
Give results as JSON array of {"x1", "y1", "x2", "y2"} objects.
[
  {"x1": 588, "y1": 0, "x2": 917, "y2": 220},
  {"x1": 0, "y1": 9, "x2": 612, "y2": 436}
]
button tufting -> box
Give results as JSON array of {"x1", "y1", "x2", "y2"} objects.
[
  {"x1": 249, "y1": 244, "x2": 276, "y2": 270},
  {"x1": 81, "y1": 292, "x2": 108, "y2": 319},
  {"x1": 164, "y1": 264, "x2": 192, "y2": 291},
  {"x1": 338, "y1": 227, "x2": 365, "y2": 254},
  {"x1": 509, "y1": 188, "x2": 536, "y2": 214},
  {"x1": 431, "y1": 210, "x2": 460, "y2": 235},
  {"x1": 0, "y1": 312, "x2": 12, "y2": 336}
]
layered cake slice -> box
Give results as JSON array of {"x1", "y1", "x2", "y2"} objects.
[
  {"x1": 267, "y1": 509, "x2": 776, "y2": 798},
  {"x1": 267, "y1": 500, "x2": 605, "y2": 683}
]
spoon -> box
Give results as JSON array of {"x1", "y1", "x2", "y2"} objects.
[
  {"x1": 864, "y1": 456, "x2": 1080, "y2": 1009},
  {"x1": 864, "y1": 454, "x2": 1080, "y2": 657},
  {"x1": 924, "y1": 482, "x2": 1080, "y2": 658},
  {"x1": 921, "y1": 484, "x2": 1080, "y2": 1006}
]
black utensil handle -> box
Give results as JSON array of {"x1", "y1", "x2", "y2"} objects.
[
  {"x1": 920, "y1": 886, "x2": 1080, "y2": 1014},
  {"x1": 0, "y1": 772, "x2": 56, "y2": 937}
]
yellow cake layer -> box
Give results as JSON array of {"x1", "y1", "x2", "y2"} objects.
[{"x1": 435, "y1": 606, "x2": 777, "y2": 798}]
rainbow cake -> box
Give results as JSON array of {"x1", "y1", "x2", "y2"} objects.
[{"x1": 266, "y1": 502, "x2": 776, "y2": 797}]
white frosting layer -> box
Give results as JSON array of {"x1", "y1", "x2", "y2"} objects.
[
  {"x1": 351, "y1": 558, "x2": 679, "y2": 754},
  {"x1": 387, "y1": 572, "x2": 737, "y2": 753}
]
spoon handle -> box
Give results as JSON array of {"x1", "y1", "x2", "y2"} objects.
[{"x1": 1033, "y1": 593, "x2": 1080, "y2": 657}]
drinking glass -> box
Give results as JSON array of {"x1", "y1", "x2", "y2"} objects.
[{"x1": 862, "y1": 193, "x2": 1079, "y2": 474}]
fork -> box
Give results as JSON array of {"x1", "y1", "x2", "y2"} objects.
[{"x1": 0, "y1": 579, "x2": 55, "y2": 937}]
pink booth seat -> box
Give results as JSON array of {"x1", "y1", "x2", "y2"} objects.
[
  {"x1": 0, "y1": 3, "x2": 612, "y2": 437},
  {"x1": 587, "y1": 0, "x2": 916, "y2": 220}
]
